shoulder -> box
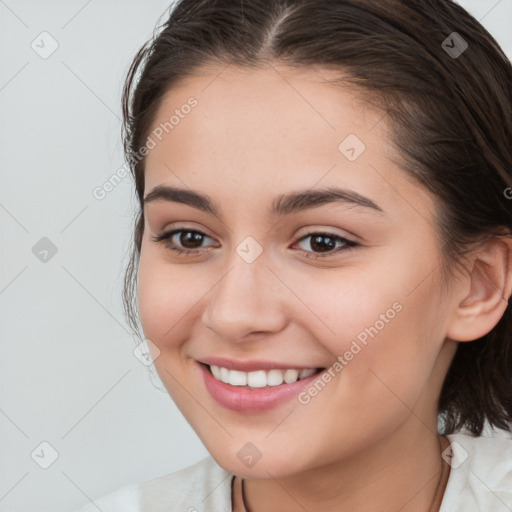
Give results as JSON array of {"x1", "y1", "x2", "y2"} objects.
[
  {"x1": 74, "y1": 456, "x2": 233, "y2": 512},
  {"x1": 440, "y1": 431, "x2": 512, "y2": 512}
]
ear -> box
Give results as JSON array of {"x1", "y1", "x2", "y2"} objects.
[{"x1": 446, "y1": 235, "x2": 512, "y2": 342}]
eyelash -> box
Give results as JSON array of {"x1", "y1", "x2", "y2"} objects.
[{"x1": 151, "y1": 228, "x2": 359, "y2": 260}]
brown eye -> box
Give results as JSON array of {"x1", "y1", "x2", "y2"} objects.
[
  {"x1": 295, "y1": 232, "x2": 358, "y2": 260},
  {"x1": 151, "y1": 229, "x2": 217, "y2": 255}
]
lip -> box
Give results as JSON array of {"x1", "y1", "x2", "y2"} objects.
[
  {"x1": 198, "y1": 361, "x2": 325, "y2": 413},
  {"x1": 198, "y1": 356, "x2": 321, "y2": 372}
]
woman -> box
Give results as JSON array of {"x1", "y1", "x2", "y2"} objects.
[{"x1": 77, "y1": 0, "x2": 512, "y2": 510}]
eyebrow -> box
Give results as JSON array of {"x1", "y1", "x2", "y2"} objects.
[{"x1": 143, "y1": 185, "x2": 384, "y2": 217}]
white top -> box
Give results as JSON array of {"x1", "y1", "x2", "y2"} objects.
[{"x1": 75, "y1": 432, "x2": 512, "y2": 511}]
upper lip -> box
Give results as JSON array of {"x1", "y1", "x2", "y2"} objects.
[{"x1": 198, "y1": 357, "x2": 324, "y2": 372}]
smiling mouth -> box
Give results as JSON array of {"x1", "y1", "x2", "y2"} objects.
[{"x1": 202, "y1": 363, "x2": 324, "y2": 389}]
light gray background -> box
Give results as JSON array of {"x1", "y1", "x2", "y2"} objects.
[{"x1": 1, "y1": 1, "x2": 511, "y2": 510}]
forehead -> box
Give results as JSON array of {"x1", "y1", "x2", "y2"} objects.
[
  {"x1": 143, "y1": 63, "x2": 435, "y2": 221},
  {"x1": 148, "y1": 62, "x2": 383, "y2": 148}
]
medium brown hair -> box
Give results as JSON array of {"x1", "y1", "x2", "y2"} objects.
[{"x1": 121, "y1": 0, "x2": 512, "y2": 435}]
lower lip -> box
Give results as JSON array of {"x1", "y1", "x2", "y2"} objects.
[{"x1": 198, "y1": 362, "x2": 324, "y2": 413}]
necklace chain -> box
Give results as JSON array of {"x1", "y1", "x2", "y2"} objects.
[{"x1": 234, "y1": 436, "x2": 450, "y2": 512}]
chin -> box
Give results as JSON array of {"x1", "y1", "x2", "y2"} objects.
[
  {"x1": 217, "y1": 456, "x2": 297, "y2": 480},
  {"x1": 204, "y1": 439, "x2": 310, "y2": 480}
]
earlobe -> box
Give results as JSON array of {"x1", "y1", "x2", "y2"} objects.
[{"x1": 446, "y1": 236, "x2": 512, "y2": 342}]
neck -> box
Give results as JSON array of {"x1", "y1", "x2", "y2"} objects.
[{"x1": 240, "y1": 421, "x2": 450, "y2": 512}]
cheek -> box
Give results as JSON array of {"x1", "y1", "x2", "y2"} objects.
[
  {"x1": 137, "y1": 269, "x2": 175, "y2": 343},
  {"x1": 138, "y1": 253, "x2": 196, "y2": 358},
  {"x1": 137, "y1": 249, "x2": 203, "y2": 347},
  {"x1": 277, "y1": 276, "x2": 443, "y2": 462},
  {"x1": 285, "y1": 264, "x2": 405, "y2": 354},
  {"x1": 137, "y1": 254, "x2": 205, "y2": 405},
  {"x1": 290, "y1": 256, "x2": 443, "y2": 401}
]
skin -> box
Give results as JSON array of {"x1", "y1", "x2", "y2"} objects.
[{"x1": 137, "y1": 62, "x2": 512, "y2": 511}]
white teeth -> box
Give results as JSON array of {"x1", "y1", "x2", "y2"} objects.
[
  {"x1": 299, "y1": 368, "x2": 316, "y2": 379},
  {"x1": 220, "y1": 366, "x2": 230, "y2": 382},
  {"x1": 211, "y1": 365, "x2": 221, "y2": 380},
  {"x1": 267, "y1": 369, "x2": 284, "y2": 387},
  {"x1": 209, "y1": 365, "x2": 319, "y2": 388},
  {"x1": 229, "y1": 370, "x2": 247, "y2": 386},
  {"x1": 247, "y1": 370, "x2": 267, "y2": 388},
  {"x1": 283, "y1": 369, "x2": 299, "y2": 384}
]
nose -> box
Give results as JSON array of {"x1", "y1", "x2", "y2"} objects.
[{"x1": 201, "y1": 255, "x2": 288, "y2": 342}]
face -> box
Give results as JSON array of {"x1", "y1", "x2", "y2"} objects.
[{"x1": 137, "y1": 63, "x2": 458, "y2": 479}]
